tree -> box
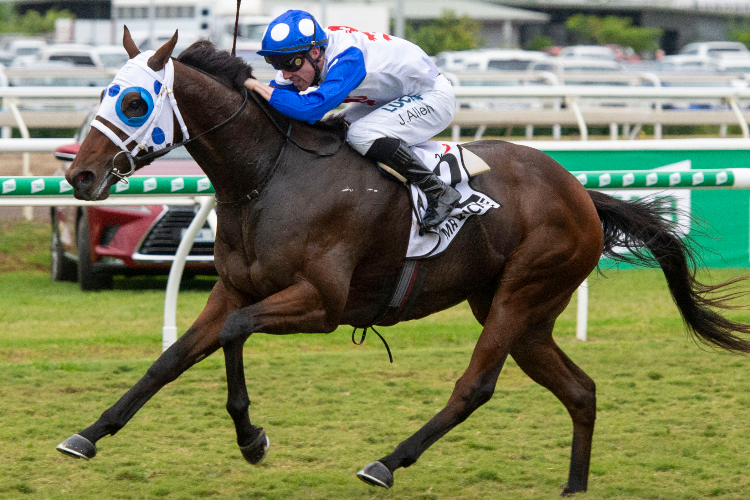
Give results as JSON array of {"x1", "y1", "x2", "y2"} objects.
[
  {"x1": 526, "y1": 35, "x2": 554, "y2": 52},
  {"x1": 0, "y1": 6, "x2": 73, "y2": 35},
  {"x1": 566, "y1": 14, "x2": 662, "y2": 53},
  {"x1": 729, "y1": 21, "x2": 750, "y2": 49},
  {"x1": 405, "y1": 10, "x2": 483, "y2": 56}
]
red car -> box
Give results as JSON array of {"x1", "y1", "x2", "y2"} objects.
[{"x1": 51, "y1": 114, "x2": 216, "y2": 291}]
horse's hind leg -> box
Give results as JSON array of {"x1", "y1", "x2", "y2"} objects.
[
  {"x1": 357, "y1": 203, "x2": 602, "y2": 489},
  {"x1": 56, "y1": 280, "x2": 238, "y2": 459},
  {"x1": 357, "y1": 277, "x2": 576, "y2": 489},
  {"x1": 510, "y1": 324, "x2": 596, "y2": 495}
]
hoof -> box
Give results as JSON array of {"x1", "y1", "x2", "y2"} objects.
[
  {"x1": 239, "y1": 428, "x2": 269, "y2": 465},
  {"x1": 56, "y1": 434, "x2": 97, "y2": 460},
  {"x1": 357, "y1": 461, "x2": 394, "y2": 489}
]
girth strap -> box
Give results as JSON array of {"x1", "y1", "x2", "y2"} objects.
[{"x1": 351, "y1": 260, "x2": 427, "y2": 364}]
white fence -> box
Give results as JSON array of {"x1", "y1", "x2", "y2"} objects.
[
  {"x1": 5, "y1": 75, "x2": 750, "y2": 138},
  {"x1": 449, "y1": 84, "x2": 750, "y2": 141},
  {"x1": 4, "y1": 137, "x2": 750, "y2": 348},
  {"x1": 3, "y1": 81, "x2": 750, "y2": 348}
]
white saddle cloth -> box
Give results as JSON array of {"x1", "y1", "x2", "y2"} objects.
[{"x1": 399, "y1": 141, "x2": 500, "y2": 259}]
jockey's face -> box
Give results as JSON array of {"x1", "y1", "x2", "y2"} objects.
[{"x1": 281, "y1": 47, "x2": 322, "y2": 91}]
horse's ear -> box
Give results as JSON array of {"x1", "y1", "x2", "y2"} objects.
[
  {"x1": 123, "y1": 26, "x2": 140, "y2": 59},
  {"x1": 147, "y1": 30, "x2": 178, "y2": 71}
]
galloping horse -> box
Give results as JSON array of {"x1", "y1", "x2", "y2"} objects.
[{"x1": 57, "y1": 31, "x2": 750, "y2": 494}]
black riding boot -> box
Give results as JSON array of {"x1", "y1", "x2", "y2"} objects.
[{"x1": 365, "y1": 138, "x2": 461, "y2": 230}]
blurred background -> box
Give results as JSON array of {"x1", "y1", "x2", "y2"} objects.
[{"x1": 7, "y1": 0, "x2": 750, "y2": 287}]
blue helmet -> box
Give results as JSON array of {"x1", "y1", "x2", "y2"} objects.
[{"x1": 258, "y1": 10, "x2": 328, "y2": 57}]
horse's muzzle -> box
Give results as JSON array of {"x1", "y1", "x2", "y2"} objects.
[{"x1": 67, "y1": 169, "x2": 112, "y2": 201}]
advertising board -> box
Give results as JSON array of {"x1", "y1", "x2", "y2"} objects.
[{"x1": 543, "y1": 148, "x2": 750, "y2": 268}]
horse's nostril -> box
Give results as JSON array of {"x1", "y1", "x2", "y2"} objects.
[{"x1": 75, "y1": 171, "x2": 96, "y2": 189}]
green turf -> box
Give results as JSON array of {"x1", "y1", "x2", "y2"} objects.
[{"x1": 2, "y1": 222, "x2": 750, "y2": 498}]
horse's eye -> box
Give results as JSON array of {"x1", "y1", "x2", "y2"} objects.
[{"x1": 120, "y1": 93, "x2": 149, "y2": 118}]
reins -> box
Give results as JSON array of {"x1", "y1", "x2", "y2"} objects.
[
  {"x1": 247, "y1": 90, "x2": 345, "y2": 157},
  {"x1": 214, "y1": 90, "x2": 346, "y2": 204},
  {"x1": 128, "y1": 86, "x2": 250, "y2": 170}
]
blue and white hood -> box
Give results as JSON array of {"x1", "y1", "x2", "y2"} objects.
[{"x1": 92, "y1": 51, "x2": 189, "y2": 156}]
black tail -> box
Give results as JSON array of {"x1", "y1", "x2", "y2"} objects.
[{"x1": 589, "y1": 190, "x2": 750, "y2": 353}]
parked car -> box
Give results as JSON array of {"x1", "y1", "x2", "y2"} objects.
[
  {"x1": 715, "y1": 57, "x2": 750, "y2": 74},
  {"x1": 8, "y1": 60, "x2": 110, "y2": 88},
  {"x1": 658, "y1": 54, "x2": 719, "y2": 72},
  {"x1": 38, "y1": 43, "x2": 98, "y2": 67},
  {"x1": 6, "y1": 61, "x2": 109, "y2": 116},
  {"x1": 527, "y1": 58, "x2": 625, "y2": 86},
  {"x1": 558, "y1": 45, "x2": 617, "y2": 61},
  {"x1": 0, "y1": 49, "x2": 13, "y2": 66},
  {"x1": 51, "y1": 113, "x2": 216, "y2": 291},
  {"x1": 677, "y1": 41, "x2": 750, "y2": 59},
  {"x1": 433, "y1": 50, "x2": 469, "y2": 73},
  {"x1": 5, "y1": 38, "x2": 46, "y2": 65},
  {"x1": 135, "y1": 31, "x2": 197, "y2": 57},
  {"x1": 460, "y1": 49, "x2": 550, "y2": 71},
  {"x1": 92, "y1": 45, "x2": 129, "y2": 69},
  {"x1": 529, "y1": 58, "x2": 623, "y2": 74}
]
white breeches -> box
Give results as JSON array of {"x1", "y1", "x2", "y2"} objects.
[{"x1": 345, "y1": 74, "x2": 455, "y2": 155}]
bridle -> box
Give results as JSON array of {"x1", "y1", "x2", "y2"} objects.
[
  {"x1": 102, "y1": 59, "x2": 345, "y2": 203},
  {"x1": 107, "y1": 85, "x2": 249, "y2": 182}
]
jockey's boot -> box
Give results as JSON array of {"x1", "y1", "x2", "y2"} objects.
[{"x1": 365, "y1": 138, "x2": 461, "y2": 230}]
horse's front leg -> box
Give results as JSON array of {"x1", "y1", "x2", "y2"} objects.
[
  {"x1": 57, "y1": 280, "x2": 240, "y2": 460},
  {"x1": 218, "y1": 279, "x2": 344, "y2": 464}
]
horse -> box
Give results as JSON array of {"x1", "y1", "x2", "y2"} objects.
[{"x1": 57, "y1": 30, "x2": 750, "y2": 494}]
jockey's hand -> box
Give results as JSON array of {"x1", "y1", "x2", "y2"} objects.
[{"x1": 244, "y1": 78, "x2": 274, "y2": 102}]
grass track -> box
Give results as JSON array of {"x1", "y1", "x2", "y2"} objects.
[{"x1": 2, "y1": 221, "x2": 750, "y2": 498}]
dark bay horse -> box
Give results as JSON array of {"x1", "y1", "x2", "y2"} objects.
[{"x1": 58, "y1": 31, "x2": 750, "y2": 494}]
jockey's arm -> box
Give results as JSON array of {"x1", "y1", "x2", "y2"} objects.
[
  {"x1": 244, "y1": 47, "x2": 367, "y2": 124},
  {"x1": 244, "y1": 78, "x2": 274, "y2": 102}
]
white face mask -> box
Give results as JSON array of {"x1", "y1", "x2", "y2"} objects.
[{"x1": 91, "y1": 51, "x2": 189, "y2": 158}]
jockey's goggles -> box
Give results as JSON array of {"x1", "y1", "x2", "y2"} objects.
[{"x1": 265, "y1": 52, "x2": 307, "y2": 72}]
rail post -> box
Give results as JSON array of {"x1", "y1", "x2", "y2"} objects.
[{"x1": 162, "y1": 195, "x2": 216, "y2": 351}]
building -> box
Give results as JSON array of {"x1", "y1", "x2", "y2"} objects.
[
  {"x1": 383, "y1": 0, "x2": 550, "y2": 48},
  {"x1": 488, "y1": 0, "x2": 750, "y2": 54},
  {"x1": 7, "y1": 0, "x2": 750, "y2": 53},
  {"x1": 4, "y1": 0, "x2": 111, "y2": 19}
]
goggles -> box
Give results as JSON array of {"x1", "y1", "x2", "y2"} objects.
[{"x1": 265, "y1": 53, "x2": 307, "y2": 72}]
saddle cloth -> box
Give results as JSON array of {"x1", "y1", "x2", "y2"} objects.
[{"x1": 382, "y1": 141, "x2": 501, "y2": 259}]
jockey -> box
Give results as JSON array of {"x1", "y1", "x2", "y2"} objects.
[{"x1": 244, "y1": 9, "x2": 460, "y2": 231}]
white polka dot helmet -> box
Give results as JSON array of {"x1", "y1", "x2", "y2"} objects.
[{"x1": 258, "y1": 10, "x2": 328, "y2": 57}]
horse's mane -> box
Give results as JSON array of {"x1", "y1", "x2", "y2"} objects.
[{"x1": 177, "y1": 40, "x2": 254, "y2": 92}]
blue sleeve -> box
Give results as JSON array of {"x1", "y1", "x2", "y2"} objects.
[
  {"x1": 270, "y1": 81, "x2": 298, "y2": 91},
  {"x1": 268, "y1": 46, "x2": 367, "y2": 123},
  {"x1": 269, "y1": 71, "x2": 299, "y2": 91}
]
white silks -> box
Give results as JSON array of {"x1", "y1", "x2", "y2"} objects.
[{"x1": 91, "y1": 51, "x2": 189, "y2": 158}]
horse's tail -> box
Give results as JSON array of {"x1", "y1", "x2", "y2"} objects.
[{"x1": 588, "y1": 190, "x2": 750, "y2": 353}]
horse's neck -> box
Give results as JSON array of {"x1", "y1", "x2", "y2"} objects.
[{"x1": 173, "y1": 64, "x2": 283, "y2": 201}]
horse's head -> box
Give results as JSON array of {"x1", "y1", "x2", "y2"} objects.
[{"x1": 66, "y1": 26, "x2": 181, "y2": 200}]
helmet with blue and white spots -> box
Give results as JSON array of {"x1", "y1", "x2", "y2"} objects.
[{"x1": 258, "y1": 10, "x2": 328, "y2": 57}]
